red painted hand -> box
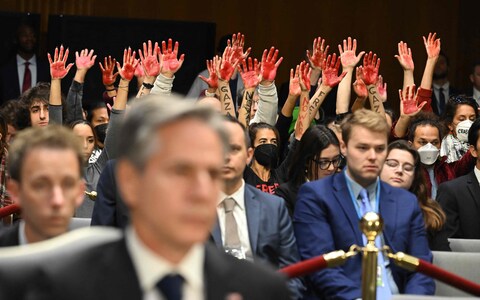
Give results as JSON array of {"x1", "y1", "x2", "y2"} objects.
[
  {"x1": 361, "y1": 52, "x2": 381, "y2": 85},
  {"x1": 238, "y1": 57, "x2": 261, "y2": 89},
  {"x1": 139, "y1": 40, "x2": 160, "y2": 77},
  {"x1": 321, "y1": 54, "x2": 347, "y2": 88},
  {"x1": 216, "y1": 48, "x2": 239, "y2": 81},
  {"x1": 423, "y1": 32, "x2": 441, "y2": 59},
  {"x1": 116, "y1": 48, "x2": 139, "y2": 81},
  {"x1": 261, "y1": 47, "x2": 283, "y2": 82},
  {"x1": 353, "y1": 67, "x2": 367, "y2": 98},
  {"x1": 338, "y1": 37, "x2": 365, "y2": 69},
  {"x1": 376, "y1": 75, "x2": 387, "y2": 102},
  {"x1": 307, "y1": 37, "x2": 329, "y2": 70},
  {"x1": 394, "y1": 42, "x2": 414, "y2": 71},
  {"x1": 399, "y1": 85, "x2": 426, "y2": 116},
  {"x1": 298, "y1": 61, "x2": 312, "y2": 92},
  {"x1": 48, "y1": 45, "x2": 74, "y2": 79},
  {"x1": 228, "y1": 32, "x2": 251, "y2": 63},
  {"x1": 198, "y1": 58, "x2": 219, "y2": 89},
  {"x1": 75, "y1": 48, "x2": 96, "y2": 71},
  {"x1": 134, "y1": 62, "x2": 145, "y2": 78},
  {"x1": 289, "y1": 65, "x2": 301, "y2": 97},
  {"x1": 160, "y1": 39, "x2": 185, "y2": 75},
  {"x1": 99, "y1": 56, "x2": 119, "y2": 86}
]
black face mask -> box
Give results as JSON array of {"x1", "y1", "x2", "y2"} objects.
[
  {"x1": 253, "y1": 144, "x2": 278, "y2": 168},
  {"x1": 94, "y1": 123, "x2": 108, "y2": 144}
]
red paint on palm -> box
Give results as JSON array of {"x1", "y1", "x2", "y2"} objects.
[
  {"x1": 289, "y1": 65, "x2": 301, "y2": 97},
  {"x1": 338, "y1": 37, "x2": 365, "y2": 69},
  {"x1": 307, "y1": 37, "x2": 329, "y2": 70},
  {"x1": 361, "y1": 52, "x2": 380, "y2": 85},
  {"x1": 376, "y1": 75, "x2": 387, "y2": 102},
  {"x1": 139, "y1": 40, "x2": 160, "y2": 77},
  {"x1": 399, "y1": 85, "x2": 426, "y2": 115},
  {"x1": 261, "y1": 47, "x2": 283, "y2": 82},
  {"x1": 99, "y1": 56, "x2": 118, "y2": 86},
  {"x1": 75, "y1": 48, "x2": 96, "y2": 70},
  {"x1": 394, "y1": 42, "x2": 414, "y2": 71},
  {"x1": 322, "y1": 54, "x2": 346, "y2": 88},
  {"x1": 116, "y1": 48, "x2": 139, "y2": 81},
  {"x1": 160, "y1": 39, "x2": 185, "y2": 74},
  {"x1": 48, "y1": 45, "x2": 73, "y2": 79},
  {"x1": 198, "y1": 59, "x2": 218, "y2": 89},
  {"x1": 239, "y1": 57, "x2": 261, "y2": 89},
  {"x1": 423, "y1": 32, "x2": 441, "y2": 58},
  {"x1": 298, "y1": 61, "x2": 311, "y2": 92}
]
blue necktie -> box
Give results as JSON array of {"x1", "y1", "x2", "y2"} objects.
[
  {"x1": 156, "y1": 274, "x2": 184, "y2": 300},
  {"x1": 359, "y1": 188, "x2": 392, "y2": 299}
]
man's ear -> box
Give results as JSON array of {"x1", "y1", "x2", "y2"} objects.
[
  {"x1": 7, "y1": 180, "x2": 20, "y2": 206},
  {"x1": 246, "y1": 147, "x2": 254, "y2": 165},
  {"x1": 470, "y1": 74, "x2": 475, "y2": 84},
  {"x1": 470, "y1": 144, "x2": 478, "y2": 158},
  {"x1": 116, "y1": 160, "x2": 141, "y2": 209},
  {"x1": 340, "y1": 140, "x2": 347, "y2": 157}
]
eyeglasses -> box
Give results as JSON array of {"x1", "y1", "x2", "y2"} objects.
[
  {"x1": 313, "y1": 156, "x2": 342, "y2": 170},
  {"x1": 384, "y1": 159, "x2": 415, "y2": 174}
]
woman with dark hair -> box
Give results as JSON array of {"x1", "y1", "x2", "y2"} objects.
[
  {"x1": 440, "y1": 95, "x2": 479, "y2": 163},
  {"x1": 275, "y1": 125, "x2": 341, "y2": 215},
  {"x1": 380, "y1": 140, "x2": 450, "y2": 251}
]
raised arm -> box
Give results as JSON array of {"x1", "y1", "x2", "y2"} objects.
[
  {"x1": 419, "y1": 32, "x2": 441, "y2": 113},
  {"x1": 395, "y1": 41, "x2": 415, "y2": 95},
  {"x1": 251, "y1": 47, "x2": 283, "y2": 125},
  {"x1": 360, "y1": 52, "x2": 385, "y2": 116},
  {"x1": 307, "y1": 37, "x2": 329, "y2": 87},
  {"x1": 137, "y1": 40, "x2": 160, "y2": 98},
  {"x1": 282, "y1": 65, "x2": 301, "y2": 118},
  {"x1": 99, "y1": 56, "x2": 119, "y2": 99},
  {"x1": 393, "y1": 85, "x2": 427, "y2": 138},
  {"x1": 115, "y1": 48, "x2": 138, "y2": 110},
  {"x1": 294, "y1": 61, "x2": 312, "y2": 139},
  {"x1": 238, "y1": 57, "x2": 261, "y2": 127},
  {"x1": 198, "y1": 58, "x2": 219, "y2": 98},
  {"x1": 351, "y1": 67, "x2": 368, "y2": 112},
  {"x1": 216, "y1": 47, "x2": 240, "y2": 117},
  {"x1": 151, "y1": 39, "x2": 185, "y2": 96},
  {"x1": 337, "y1": 37, "x2": 365, "y2": 114},
  {"x1": 48, "y1": 45, "x2": 73, "y2": 124}
]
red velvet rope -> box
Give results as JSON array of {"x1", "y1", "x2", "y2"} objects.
[
  {"x1": 0, "y1": 204, "x2": 20, "y2": 218},
  {"x1": 279, "y1": 255, "x2": 327, "y2": 278},
  {"x1": 417, "y1": 258, "x2": 480, "y2": 296}
]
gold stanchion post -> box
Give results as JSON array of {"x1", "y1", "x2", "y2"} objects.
[{"x1": 359, "y1": 212, "x2": 383, "y2": 300}]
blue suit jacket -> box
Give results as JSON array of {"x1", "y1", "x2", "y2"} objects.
[
  {"x1": 293, "y1": 172, "x2": 435, "y2": 299},
  {"x1": 211, "y1": 183, "x2": 305, "y2": 299}
]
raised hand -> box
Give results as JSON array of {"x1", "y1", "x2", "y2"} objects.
[
  {"x1": 116, "y1": 48, "x2": 139, "y2": 81},
  {"x1": 99, "y1": 56, "x2": 119, "y2": 86},
  {"x1": 216, "y1": 47, "x2": 239, "y2": 81},
  {"x1": 289, "y1": 65, "x2": 301, "y2": 97},
  {"x1": 338, "y1": 37, "x2": 365, "y2": 70},
  {"x1": 159, "y1": 38, "x2": 185, "y2": 76},
  {"x1": 394, "y1": 41, "x2": 414, "y2": 71},
  {"x1": 321, "y1": 54, "x2": 347, "y2": 88},
  {"x1": 228, "y1": 32, "x2": 251, "y2": 63},
  {"x1": 376, "y1": 75, "x2": 387, "y2": 102},
  {"x1": 139, "y1": 40, "x2": 160, "y2": 77},
  {"x1": 134, "y1": 62, "x2": 145, "y2": 78},
  {"x1": 238, "y1": 57, "x2": 261, "y2": 89},
  {"x1": 360, "y1": 52, "x2": 381, "y2": 85},
  {"x1": 353, "y1": 67, "x2": 367, "y2": 98},
  {"x1": 423, "y1": 32, "x2": 441, "y2": 59},
  {"x1": 198, "y1": 58, "x2": 219, "y2": 89},
  {"x1": 307, "y1": 37, "x2": 329, "y2": 70},
  {"x1": 298, "y1": 61, "x2": 312, "y2": 92},
  {"x1": 75, "y1": 48, "x2": 96, "y2": 71},
  {"x1": 399, "y1": 85, "x2": 427, "y2": 116},
  {"x1": 261, "y1": 47, "x2": 283, "y2": 82},
  {"x1": 48, "y1": 45, "x2": 74, "y2": 79}
]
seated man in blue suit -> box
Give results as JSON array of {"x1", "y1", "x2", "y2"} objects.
[
  {"x1": 211, "y1": 116, "x2": 305, "y2": 299},
  {"x1": 294, "y1": 109, "x2": 435, "y2": 299}
]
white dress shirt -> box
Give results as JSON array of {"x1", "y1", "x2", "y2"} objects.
[
  {"x1": 474, "y1": 165, "x2": 480, "y2": 185},
  {"x1": 125, "y1": 226, "x2": 205, "y2": 300},
  {"x1": 473, "y1": 87, "x2": 480, "y2": 105},
  {"x1": 17, "y1": 54, "x2": 38, "y2": 91},
  {"x1": 217, "y1": 179, "x2": 253, "y2": 258}
]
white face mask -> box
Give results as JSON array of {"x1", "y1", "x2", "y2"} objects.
[
  {"x1": 417, "y1": 143, "x2": 439, "y2": 165},
  {"x1": 455, "y1": 120, "x2": 473, "y2": 143}
]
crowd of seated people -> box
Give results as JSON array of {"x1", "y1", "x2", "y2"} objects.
[{"x1": 0, "y1": 27, "x2": 479, "y2": 299}]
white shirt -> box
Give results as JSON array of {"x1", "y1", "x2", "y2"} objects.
[
  {"x1": 125, "y1": 226, "x2": 205, "y2": 300},
  {"x1": 473, "y1": 87, "x2": 480, "y2": 105},
  {"x1": 17, "y1": 54, "x2": 38, "y2": 92},
  {"x1": 433, "y1": 82, "x2": 450, "y2": 105},
  {"x1": 474, "y1": 166, "x2": 480, "y2": 185},
  {"x1": 217, "y1": 180, "x2": 253, "y2": 258}
]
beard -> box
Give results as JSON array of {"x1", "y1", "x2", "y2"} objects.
[{"x1": 433, "y1": 71, "x2": 448, "y2": 80}]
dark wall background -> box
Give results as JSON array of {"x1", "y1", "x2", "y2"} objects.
[{"x1": 1, "y1": 0, "x2": 480, "y2": 112}]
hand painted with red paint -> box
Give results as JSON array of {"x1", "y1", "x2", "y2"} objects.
[
  {"x1": 75, "y1": 48, "x2": 96, "y2": 71},
  {"x1": 159, "y1": 39, "x2": 185, "y2": 76},
  {"x1": 399, "y1": 85, "x2": 426, "y2": 116},
  {"x1": 198, "y1": 58, "x2": 219, "y2": 89},
  {"x1": 289, "y1": 65, "x2": 301, "y2": 97},
  {"x1": 298, "y1": 61, "x2": 312, "y2": 92},
  {"x1": 338, "y1": 37, "x2": 365, "y2": 70},
  {"x1": 139, "y1": 40, "x2": 160, "y2": 77},
  {"x1": 376, "y1": 75, "x2": 387, "y2": 102},
  {"x1": 423, "y1": 32, "x2": 441, "y2": 59},
  {"x1": 228, "y1": 32, "x2": 251, "y2": 63},
  {"x1": 353, "y1": 67, "x2": 367, "y2": 98},
  {"x1": 99, "y1": 56, "x2": 119, "y2": 86},
  {"x1": 238, "y1": 57, "x2": 261, "y2": 89},
  {"x1": 361, "y1": 52, "x2": 381, "y2": 85},
  {"x1": 307, "y1": 37, "x2": 329, "y2": 70},
  {"x1": 394, "y1": 42, "x2": 414, "y2": 71},
  {"x1": 261, "y1": 47, "x2": 283, "y2": 82},
  {"x1": 321, "y1": 54, "x2": 347, "y2": 88},
  {"x1": 216, "y1": 47, "x2": 239, "y2": 81},
  {"x1": 116, "y1": 48, "x2": 139, "y2": 81},
  {"x1": 134, "y1": 62, "x2": 145, "y2": 78},
  {"x1": 48, "y1": 45, "x2": 74, "y2": 79}
]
